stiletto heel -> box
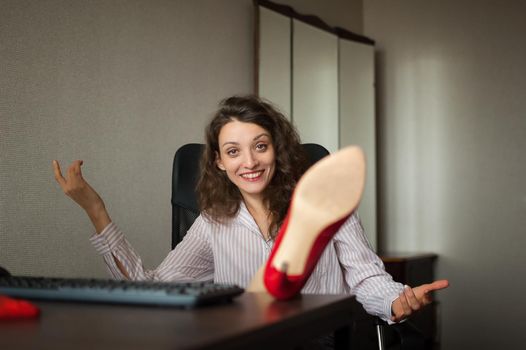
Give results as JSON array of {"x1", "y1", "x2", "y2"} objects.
[
  {"x1": 276, "y1": 262, "x2": 289, "y2": 289},
  {"x1": 263, "y1": 146, "x2": 365, "y2": 300}
]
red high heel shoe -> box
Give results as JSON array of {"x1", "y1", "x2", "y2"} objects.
[{"x1": 263, "y1": 146, "x2": 366, "y2": 300}]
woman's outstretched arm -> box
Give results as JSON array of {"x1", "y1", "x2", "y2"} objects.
[
  {"x1": 52, "y1": 160, "x2": 214, "y2": 282},
  {"x1": 52, "y1": 159, "x2": 130, "y2": 277}
]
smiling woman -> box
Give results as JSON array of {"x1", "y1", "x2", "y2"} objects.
[{"x1": 53, "y1": 95, "x2": 448, "y2": 340}]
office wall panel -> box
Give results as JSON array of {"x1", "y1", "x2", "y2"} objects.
[
  {"x1": 339, "y1": 39, "x2": 376, "y2": 248},
  {"x1": 292, "y1": 19, "x2": 339, "y2": 153},
  {"x1": 258, "y1": 7, "x2": 292, "y2": 118}
]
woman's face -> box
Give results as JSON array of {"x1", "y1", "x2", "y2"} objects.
[{"x1": 216, "y1": 120, "x2": 276, "y2": 202}]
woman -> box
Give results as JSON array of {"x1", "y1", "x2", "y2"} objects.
[{"x1": 53, "y1": 95, "x2": 448, "y2": 323}]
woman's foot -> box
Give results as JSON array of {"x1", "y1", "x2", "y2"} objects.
[{"x1": 263, "y1": 146, "x2": 366, "y2": 299}]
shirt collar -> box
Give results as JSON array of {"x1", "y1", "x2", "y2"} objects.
[{"x1": 235, "y1": 201, "x2": 263, "y2": 235}]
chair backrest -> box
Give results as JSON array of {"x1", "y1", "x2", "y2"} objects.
[{"x1": 171, "y1": 143, "x2": 329, "y2": 248}]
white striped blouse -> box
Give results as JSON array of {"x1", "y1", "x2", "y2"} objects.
[{"x1": 90, "y1": 202, "x2": 404, "y2": 321}]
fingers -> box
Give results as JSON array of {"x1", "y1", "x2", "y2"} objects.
[
  {"x1": 67, "y1": 160, "x2": 84, "y2": 179},
  {"x1": 427, "y1": 279, "x2": 449, "y2": 292},
  {"x1": 403, "y1": 285, "x2": 422, "y2": 310},
  {"x1": 418, "y1": 280, "x2": 450, "y2": 300},
  {"x1": 52, "y1": 160, "x2": 66, "y2": 187},
  {"x1": 392, "y1": 285, "x2": 418, "y2": 321},
  {"x1": 392, "y1": 281, "x2": 449, "y2": 322},
  {"x1": 392, "y1": 284, "x2": 431, "y2": 322},
  {"x1": 399, "y1": 287, "x2": 412, "y2": 313},
  {"x1": 53, "y1": 159, "x2": 85, "y2": 195}
]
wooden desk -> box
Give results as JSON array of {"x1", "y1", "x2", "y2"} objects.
[{"x1": 0, "y1": 292, "x2": 362, "y2": 350}]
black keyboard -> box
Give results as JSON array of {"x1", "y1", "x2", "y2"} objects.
[{"x1": 0, "y1": 276, "x2": 244, "y2": 308}]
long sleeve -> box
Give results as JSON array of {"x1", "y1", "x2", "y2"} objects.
[
  {"x1": 89, "y1": 217, "x2": 214, "y2": 282},
  {"x1": 333, "y1": 213, "x2": 404, "y2": 321}
]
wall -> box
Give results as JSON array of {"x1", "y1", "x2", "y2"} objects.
[
  {"x1": 0, "y1": 0, "x2": 364, "y2": 279},
  {"x1": 0, "y1": 0, "x2": 254, "y2": 277},
  {"x1": 364, "y1": 1, "x2": 526, "y2": 348}
]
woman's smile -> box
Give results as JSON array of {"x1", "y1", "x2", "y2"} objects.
[{"x1": 240, "y1": 170, "x2": 264, "y2": 181}]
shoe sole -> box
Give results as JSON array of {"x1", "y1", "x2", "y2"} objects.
[{"x1": 270, "y1": 146, "x2": 366, "y2": 275}]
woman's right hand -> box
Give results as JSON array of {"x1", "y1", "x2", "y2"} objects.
[{"x1": 53, "y1": 160, "x2": 111, "y2": 233}]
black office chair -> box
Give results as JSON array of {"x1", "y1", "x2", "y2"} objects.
[
  {"x1": 171, "y1": 143, "x2": 204, "y2": 249},
  {"x1": 170, "y1": 143, "x2": 425, "y2": 350}
]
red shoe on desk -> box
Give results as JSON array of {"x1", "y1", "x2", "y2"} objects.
[
  {"x1": 0, "y1": 295, "x2": 40, "y2": 321},
  {"x1": 264, "y1": 146, "x2": 366, "y2": 300}
]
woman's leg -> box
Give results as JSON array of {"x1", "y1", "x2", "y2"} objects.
[{"x1": 248, "y1": 146, "x2": 366, "y2": 298}]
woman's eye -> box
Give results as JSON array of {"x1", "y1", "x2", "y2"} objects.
[
  {"x1": 256, "y1": 143, "x2": 268, "y2": 151},
  {"x1": 227, "y1": 149, "x2": 238, "y2": 156}
]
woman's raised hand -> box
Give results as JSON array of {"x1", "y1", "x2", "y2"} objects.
[
  {"x1": 391, "y1": 279, "x2": 449, "y2": 322},
  {"x1": 53, "y1": 160, "x2": 111, "y2": 233}
]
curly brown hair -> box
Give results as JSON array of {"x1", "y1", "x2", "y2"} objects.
[{"x1": 197, "y1": 95, "x2": 309, "y2": 238}]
